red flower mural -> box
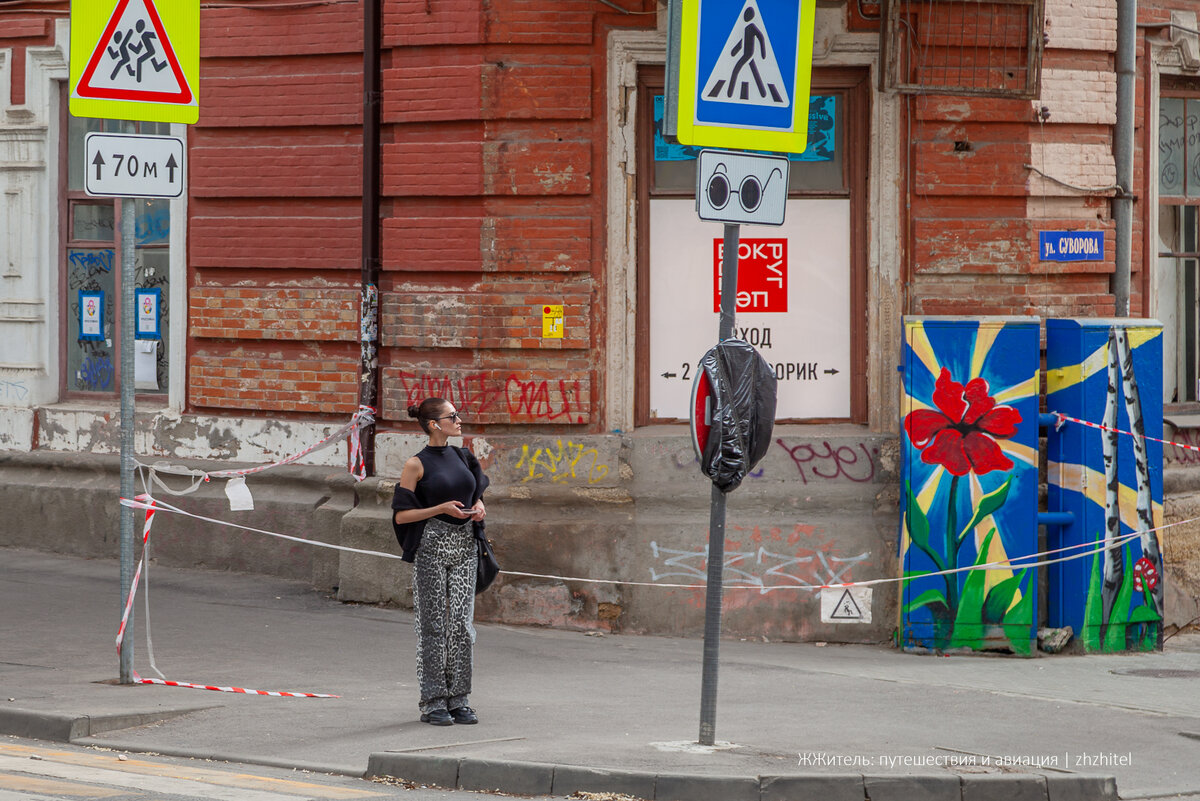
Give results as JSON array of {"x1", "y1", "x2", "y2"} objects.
[{"x1": 904, "y1": 368, "x2": 1021, "y2": 476}]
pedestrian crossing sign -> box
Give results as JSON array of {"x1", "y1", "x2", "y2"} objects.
[
  {"x1": 673, "y1": 0, "x2": 816, "y2": 154},
  {"x1": 70, "y1": 0, "x2": 199, "y2": 124}
]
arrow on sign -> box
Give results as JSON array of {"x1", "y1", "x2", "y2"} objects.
[
  {"x1": 165, "y1": 154, "x2": 178, "y2": 183},
  {"x1": 661, "y1": 371, "x2": 678, "y2": 379},
  {"x1": 92, "y1": 151, "x2": 106, "y2": 181},
  {"x1": 823, "y1": 368, "x2": 839, "y2": 375}
]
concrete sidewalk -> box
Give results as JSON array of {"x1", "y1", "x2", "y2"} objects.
[{"x1": 2, "y1": 547, "x2": 1198, "y2": 801}]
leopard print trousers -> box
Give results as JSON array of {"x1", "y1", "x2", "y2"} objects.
[{"x1": 413, "y1": 517, "x2": 477, "y2": 714}]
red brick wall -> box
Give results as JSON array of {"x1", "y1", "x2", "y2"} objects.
[
  {"x1": 180, "y1": 0, "x2": 655, "y2": 425},
  {"x1": 1, "y1": 13, "x2": 58, "y2": 106},
  {"x1": 907, "y1": 87, "x2": 1123, "y2": 318},
  {"x1": 903, "y1": 1, "x2": 1127, "y2": 320},
  {"x1": 187, "y1": 3, "x2": 365, "y2": 417},
  {"x1": 373, "y1": 0, "x2": 655, "y2": 429}
]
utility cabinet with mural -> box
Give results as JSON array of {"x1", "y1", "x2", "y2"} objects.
[
  {"x1": 1045, "y1": 319, "x2": 1165, "y2": 653},
  {"x1": 899, "y1": 316, "x2": 1167, "y2": 657},
  {"x1": 899, "y1": 317, "x2": 1041, "y2": 655}
]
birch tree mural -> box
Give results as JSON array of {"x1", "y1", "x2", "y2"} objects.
[
  {"x1": 1046, "y1": 319, "x2": 1164, "y2": 653},
  {"x1": 1115, "y1": 327, "x2": 1165, "y2": 648},
  {"x1": 1099, "y1": 331, "x2": 1124, "y2": 637}
]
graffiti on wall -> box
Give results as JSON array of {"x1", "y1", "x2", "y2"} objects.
[
  {"x1": 396, "y1": 371, "x2": 587, "y2": 423},
  {"x1": 514, "y1": 440, "x2": 610, "y2": 484},
  {"x1": 649, "y1": 524, "x2": 870, "y2": 595},
  {"x1": 900, "y1": 319, "x2": 1040, "y2": 654},
  {"x1": 68, "y1": 249, "x2": 115, "y2": 277},
  {"x1": 0, "y1": 380, "x2": 30, "y2": 403},
  {"x1": 776, "y1": 438, "x2": 879, "y2": 483},
  {"x1": 1164, "y1": 428, "x2": 1200, "y2": 466}
]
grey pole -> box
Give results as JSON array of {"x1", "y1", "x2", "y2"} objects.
[
  {"x1": 119, "y1": 199, "x2": 136, "y2": 684},
  {"x1": 699, "y1": 222, "x2": 739, "y2": 746},
  {"x1": 1112, "y1": 0, "x2": 1136, "y2": 316}
]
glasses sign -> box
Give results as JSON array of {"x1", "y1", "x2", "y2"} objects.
[{"x1": 695, "y1": 149, "x2": 789, "y2": 227}]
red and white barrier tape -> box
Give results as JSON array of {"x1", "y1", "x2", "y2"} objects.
[
  {"x1": 115, "y1": 494, "x2": 155, "y2": 654},
  {"x1": 135, "y1": 678, "x2": 338, "y2": 698},
  {"x1": 137, "y1": 406, "x2": 375, "y2": 495},
  {"x1": 1051, "y1": 410, "x2": 1199, "y2": 454},
  {"x1": 117, "y1": 493, "x2": 339, "y2": 698}
]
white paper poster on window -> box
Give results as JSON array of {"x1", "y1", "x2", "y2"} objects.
[
  {"x1": 649, "y1": 198, "x2": 851, "y2": 419},
  {"x1": 134, "y1": 340, "x2": 159, "y2": 390}
]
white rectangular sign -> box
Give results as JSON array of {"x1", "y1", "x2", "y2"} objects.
[
  {"x1": 85, "y1": 132, "x2": 185, "y2": 198},
  {"x1": 696, "y1": 149, "x2": 789, "y2": 226},
  {"x1": 649, "y1": 198, "x2": 851, "y2": 419},
  {"x1": 820, "y1": 586, "x2": 872, "y2": 624}
]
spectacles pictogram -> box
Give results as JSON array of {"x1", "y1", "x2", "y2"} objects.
[{"x1": 705, "y1": 163, "x2": 783, "y2": 213}]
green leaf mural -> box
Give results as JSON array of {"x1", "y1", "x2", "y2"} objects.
[
  {"x1": 949, "y1": 528, "x2": 997, "y2": 650},
  {"x1": 1102, "y1": 543, "x2": 1136, "y2": 653},
  {"x1": 1083, "y1": 544, "x2": 1103, "y2": 652},
  {"x1": 905, "y1": 481, "x2": 944, "y2": 572},
  {"x1": 1002, "y1": 582, "x2": 1034, "y2": 655},
  {"x1": 982, "y1": 570, "x2": 1027, "y2": 625},
  {"x1": 957, "y1": 477, "x2": 1012, "y2": 546}
]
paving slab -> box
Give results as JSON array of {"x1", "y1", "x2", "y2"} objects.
[{"x1": 4, "y1": 548, "x2": 1200, "y2": 800}]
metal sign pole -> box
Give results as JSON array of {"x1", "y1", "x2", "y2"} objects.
[
  {"x1": 699, "y1": 221, "x2": 739, "y2": 746},
  {"x1": 119, "y1": 199, "x2": 136, "y2": 684}
]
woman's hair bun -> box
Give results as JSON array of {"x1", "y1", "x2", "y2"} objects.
[{"x1": 406, "y1": 404, "x2": 420, "y2": 419}]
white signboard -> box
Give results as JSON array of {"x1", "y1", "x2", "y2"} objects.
[
  {"x1": 820, "y1": 586, "x2": 872, "y2": 624},
  {"x1": 85, "y1": 132, "x2": 185, "y2": 198},
  {"x1": 697, "y1": 149, "x2": 789, "y2": 226},
  {"x1": 649, "y1": 198, "x2": 850, "y2": 419}
]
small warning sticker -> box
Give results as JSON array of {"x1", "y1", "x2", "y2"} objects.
[
  {"x1": 820, "y1": 586, "x2": 872, "y2": 624},
  {"x1": 542, "y1": 305, "x2": 564, "y2": 338}
]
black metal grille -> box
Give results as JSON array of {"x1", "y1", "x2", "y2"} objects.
[{"x1": 882, "y1": 0, "x2": 1045, "y2": 99}]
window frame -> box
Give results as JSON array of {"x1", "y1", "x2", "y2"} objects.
[
  {"x1": 58, "y1": 94, "x2": 173, "y2": 403},
  {"x1": 633, "y1": 65, "x2": 870, "y2": 425}
]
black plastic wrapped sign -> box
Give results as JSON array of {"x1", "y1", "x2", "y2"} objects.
[{"x1": 692, "y1": 338, "x2": 778, "y2": 493}]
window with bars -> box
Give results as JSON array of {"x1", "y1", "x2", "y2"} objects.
[{"x1": 881, "y1": 0, "x2": 1044, "y2": 99}]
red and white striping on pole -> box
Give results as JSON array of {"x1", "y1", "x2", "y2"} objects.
[{"x1": 116, "y1": 493, "x2": 339, "y2": 699}]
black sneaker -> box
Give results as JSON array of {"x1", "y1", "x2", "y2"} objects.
[
  {"x1": 450, "y1": 706, "x2": 478, "y2": 725},
  {"x1": 420, "y1": 709, "x2": 453, "y2": 726}
]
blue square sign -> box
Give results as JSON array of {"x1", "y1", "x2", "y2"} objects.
[{"x1": 673, "y1": 0, "x2": 816, "y2": 154}]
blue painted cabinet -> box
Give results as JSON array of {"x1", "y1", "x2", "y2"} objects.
[
  {"x1": 1045, "y1": 319, "x2": 1164, "y2": 652},
  {"x1": 900, "y1": 317, "x2": 1041, "y2": 654}
]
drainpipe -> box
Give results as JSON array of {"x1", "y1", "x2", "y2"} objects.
[
  {"x1": 359, "y1": 0, "x2": 382, "y2": 475},
  {"x1": 1112, "y1": 0, "x2": 1136, "y2": 316}
]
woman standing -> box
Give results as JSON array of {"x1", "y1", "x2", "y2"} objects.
[{"x1": 391, "y1": 397, "x2": 488, "y2": 726}]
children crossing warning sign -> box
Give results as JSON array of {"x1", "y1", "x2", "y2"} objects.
[{"x1": 70, "y1": 0, "x2": 199, "y2": 124}]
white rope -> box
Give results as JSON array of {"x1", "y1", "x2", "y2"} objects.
[{"x1": 120, "y1": 494, "x2": 1198, "y2": 593}]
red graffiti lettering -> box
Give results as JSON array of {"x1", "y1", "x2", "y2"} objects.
[
  {"x1": 1168, "y1": 428, "x2": 1200, "y2": 466},
  {"x1": 396, "y1": 372, "x2": 502, "y2": 418},
  {"x1": 505, "y1": 376, "x2": 585, "y2": 423}
]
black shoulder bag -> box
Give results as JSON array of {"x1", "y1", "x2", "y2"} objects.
[{"x1": 453, "y1": 447, "x2": 500, "y2": 594}]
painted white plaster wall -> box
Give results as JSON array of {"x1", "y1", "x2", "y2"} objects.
[{"x1": 0, "y1": 20, "x2": 69, "y2": 445}]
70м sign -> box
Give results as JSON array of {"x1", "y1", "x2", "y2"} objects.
[{"x1": 85, "y1": 132, "x2": 185, "y2": 198}]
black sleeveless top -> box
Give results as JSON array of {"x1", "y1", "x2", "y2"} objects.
[
  {"x1": 415, "y1": 445, "x2": 478, "y2": 524},
  {"x1": 391, "y1": 445, "x2": 489, "y2": 562}
]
